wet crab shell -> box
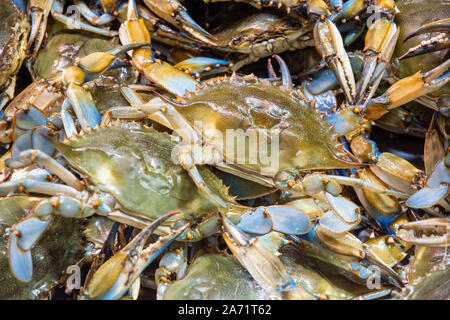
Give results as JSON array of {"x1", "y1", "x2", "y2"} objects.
[
  {"x1": 392, "y1": 0, "x2": 450, "y2": 96},
  {"x1": 51, "y1": 122, "x2": 236, "y2": 230},
  {"x1": 0, "y1": 196, "x2": 84, "y2": 299}
]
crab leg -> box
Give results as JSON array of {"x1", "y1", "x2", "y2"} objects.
[
  {"x1": 72, "y1": 0, "x2": 115, "y2": 26},
  {"x1": 398, "y1": 218, "x2": 450, "y2": 248},
  {"x1": 236, "y1": 205, "x2": 312, "y2": 236},
  {"x1": 400, "y1": 18, "x2": 450, "y2": 60},
  {"x1": 27, "y1": 0, "x2": 54, "y2": 60},
  {"x1": 142, "y1": 0, "x2": 217, "y2": 46},
  {"x1": 406, "y1": 159, "x2": 450, "y2": 208},
  {"x1": 60, "y1": 99, "x2": 77, "y2": 138},
  {"x1": 119, "y1": 0, "x2": 200, "y2": 96},
  {"x1": 174, "y1": 57, "x2": 231, "y2": 80},
  {"x1": 7, "y1": 194, "x2": 96, "y2": 282},
  {"x1": 51, "y1": 0, "x2": 118, "y2": 37},
  {"x1": 63, "y1": 43, "x2": 148, "y2": 131},
  {"x1": 314, "y1": 19, "x2": 356, "y2": 103},
  {"x1": 356, "y1": 18, "x2": 399, "y2": 106},
  {"x1": 291, "y1": 172, "x2": 410, "y2": 199},
  {"x1": 114, "y1": 86, "x2": 174, "y2": 129},
  {"x1": 270, "y1": 54, "x2": 293, "y2": 89},
  {"x1": 5, "y1": 149, "x2": 83, "y2": 190},
  {"x1": 365, "y1": 59, "x2": 450, "y2": 118},
  {"x1": 222, "y1": 216, "x2": 316, "y2": 299},
  {"x1": 84, "y1": 211, "x2": 189, "y2": 300},
  {"x1": 305, "y1": 224, "x2": 404, "y2": 288},
  {"x1": 0, "y1": 179, "x2": 81, "y2": 198}
]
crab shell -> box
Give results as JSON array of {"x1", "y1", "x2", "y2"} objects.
[
  {"x1": 52, "y1": 122, "x2": 236, "y2": 236},
  {"x1": 211, "y1": 11, "x2": 313, "y2": 54},
  {"x1": 170, "y1": 74, "x2": 359, "y2": 176}
]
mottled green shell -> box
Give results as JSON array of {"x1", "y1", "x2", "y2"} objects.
[
  {"x1": 163, "y1": 250, "x2": 268, "y2": 300},
  {"x1": 213, "y1": 11, "x2": 310, "y2": 50},
  {"x1": 174, "y1": 76, "x2": 356, "y2": 174},
  {"x1": 0, "y1": 0, "x2": 28, "y2": 89},
  {"x1": 0, "y1": 196, "x2": 83, "y2": 299},
  {"x1": 393, "y1": 0, "x2": 449, "y2": 96},
  {"x1": 401, "y1": 247, "x2": 450, "y2": 300},
  {"x1": 53, "y1": 123, "x2": 234, "y2": 224}
]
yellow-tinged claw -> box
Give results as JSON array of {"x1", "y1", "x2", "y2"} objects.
[
  {"x1": 124, "y1": 19, "x2": 152, "y2": 46},
  {"x1": 142, "y1": 0, "x2": 217, "y2": 46},
  {"x1": 366, "y1": 59, "x2": 450, "y2": 118},
  {"x1": 84, "y1": 211, "x2": 188, "y2": 300},
  {"x1": 350, "y1": 135, "x2": 377, "y2": 163},
  {"x1": 78, "y1": 52, "x2": 117, "y2": 74},
  {"x1": 371, "y1": 152, "x2": 424, "y2": 189},
  {"x1": 364, "y1": 19, "x2": 397, "y2": 55},
  {"x1": 221, "y1": 216, "x2": 308, "y2": 299},
  {"x1": 379, "y1": 72, "x2": 427, "y2": 109},
  {"x1": 315, "y1": 225, "x2": 365, "y2": 259},
  {"x1": 357, "y1": 18, "x2": 398, "y2": 104},
  {"x1": 99, "y1": 0, "x2": 118, "y2": 14},
  {"x1": 63, "y1": 66, "x2": 86, "y2": 86},
  {"x1": 373, "y1": 0, "x2": 398, "y2": 14},
  {"x1": 387, "y1": 213, "x2": 414, "y2": 251},
  {"x1": 366, "y1": 236, "x2": 407, "y2": 267},
  {"x1": 356, "y1": 169, "x2": 401, "y2": 217},
  {"x1": 314, "y1": 19, "x2": 356, "y2": 103},
  {"x1": 308, "y1": 0, "x2": 331, "y2": 18}
]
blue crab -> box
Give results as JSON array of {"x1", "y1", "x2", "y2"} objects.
[{"x1": 2, "y1": 121, "x2": 316, "y2": 299}]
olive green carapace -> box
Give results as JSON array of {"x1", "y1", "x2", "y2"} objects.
[
  {"x1": 52, "y1": 123, "x2": 235, "y2": 223},
  {"x1": 173, "y1": 75, "x2": 357, "y2": 173},
  {"x1": 0, "y1": 196, "x2": 84, "y2": 299}
]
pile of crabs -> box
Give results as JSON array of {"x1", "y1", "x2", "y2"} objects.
[{"x1": 0, "y1": 0, "x2": 448, "y2": 300}]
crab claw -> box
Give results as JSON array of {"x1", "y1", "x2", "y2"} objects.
[
  {"x1": 221, "y1": 216, "x2": 315, "y2": 299},
  {"x1": 398, "y1": 218, "x2": 450, "y2": 248},
  {"x1": 406, "y1": 159, "x2": 450, "y2": 208},
  {"x1": 27, "y1": 0, "x2": 53, "y2": 60},
  {"x1": 142, "y1": 0, "x2": 217, "y2": 46},
  {"x1": 61, "y1": 43, "x2": 149, "y2": 131},
  {"x1": 84, "y1": 211, "x2": 189, "y2": 300},
  {"x1": 8, "y1": 216, "x2": 53, "y2": 282},
  {"x1": 365, "y1": 59, "x2": 450, "y2": 119},
  {"x1": 400, "y1": 18, "x2": 450, "y2": 60},
  {"x1": 314, "y1": 19, "x2": 356, "y2": 103},
  {"x1": 356, "y1": 18, "x2": 399, "y2": 105}
]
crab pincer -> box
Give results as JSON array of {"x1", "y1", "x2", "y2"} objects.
[{"x1": 83, "y1": 211, "x2": 189, "y2": 300}]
